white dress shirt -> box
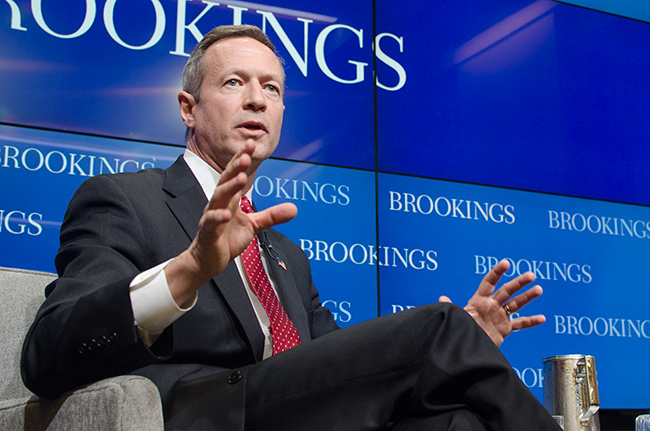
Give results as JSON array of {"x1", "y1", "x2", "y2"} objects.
[{"x1": 129, "y1": 149, "x2": 281, "y2": 359}]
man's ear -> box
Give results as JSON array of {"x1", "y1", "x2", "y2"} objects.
[{"x1": 178, "y1": 91, "x2": 197, "y2": 128}]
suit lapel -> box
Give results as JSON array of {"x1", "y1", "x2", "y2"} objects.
[
  {"x1": 162, "y1": 156, "x2": 205, "y2": 241},
  {"x1": 214, "y1": 263, "x2": 265, "y2": 360},
  {"x1": 162, "y1": 156, "x2": 265, "y2": 359}
]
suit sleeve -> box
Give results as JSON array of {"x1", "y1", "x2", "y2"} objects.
[
  {"x1": 300, "y1": 254, "x2": 340, "y2": 338},
  {"x1": 21, "y1": 174, "x2": 172, "y2": 400},
  {"x1": 308, "y1": 278, "x2": 341, "y2": 338}
]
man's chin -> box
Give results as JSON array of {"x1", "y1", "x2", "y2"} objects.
[{"x1": 250, "y1": 142, "x2": 278, "y2": 163}]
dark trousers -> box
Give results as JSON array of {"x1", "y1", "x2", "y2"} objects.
[{"x1": 166, "y1": 303, "x2": 561, "y2": 431}]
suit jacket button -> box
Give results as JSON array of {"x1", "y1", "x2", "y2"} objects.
[{"x1": 228, "y1": 371, "x2": 242, "y2": 384}]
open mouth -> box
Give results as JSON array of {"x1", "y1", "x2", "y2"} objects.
[{"x1": 240, "y1": 122, "x2": 266, "y2": 132}]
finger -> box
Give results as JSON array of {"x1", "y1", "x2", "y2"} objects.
[
  {"x1": 197, "y1": 208, "x2": 233, "y2": 240},
  {"x1": 491, "y1": 271, "x2": 535, "y2": 305},
  {"x1": 504, "y1": 285, "x2": 543, "y2": 314},
  {"x1": 511, "y1": 314, "x2": 546, "y2": 331},
  {"x1": 476, "y1": 259, "x2": 510, "y2": 297},
  {"x1": 248, "y1": 202, "x2": 298, "y2": 232},
  {"x1": 207, "y1": 171, "x2": 248, "y2": 211},
  {"x1": 218, "y1": 142, "x2": 254, "y2": 184},
  {"x1": 438, "y1": 295, "x2": 452, "y2": 303}
]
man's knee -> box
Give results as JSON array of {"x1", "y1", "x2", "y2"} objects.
[
  {"x1": 411, "y1": 302, "x2": 474, "y2": 328},
  {"x1": 392, "y1": 408, "x2": 488, "y2": 431},
  {"x1": 445, "y1": 408, "x2": 489, "y2": 431},
  {"x1": 417, "y1": 301, "x2": 463, "y2": 314}
]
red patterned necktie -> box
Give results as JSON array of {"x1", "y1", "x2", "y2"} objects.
[{"x1": 239, "y1": 196, "x2": 301, "y2": 355}]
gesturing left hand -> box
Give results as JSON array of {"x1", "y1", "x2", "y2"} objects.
[{"x1": 440, "y1": 259, "x2": 546, "y2": 347}]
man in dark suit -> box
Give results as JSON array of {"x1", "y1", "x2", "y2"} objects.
[{"x1": 22, "y1": 25, "x2": 561, "y2": 430}]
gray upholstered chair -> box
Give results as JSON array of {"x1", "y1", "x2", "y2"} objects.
[{"x1": 0, "y1": 266, "x2": 164, "y2": 430}]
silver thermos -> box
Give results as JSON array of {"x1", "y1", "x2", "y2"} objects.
[{"x1": 543, "y1": 355, "x2": 600, "y2": 431}]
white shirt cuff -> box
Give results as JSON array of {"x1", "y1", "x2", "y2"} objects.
[{"x1": 129, "y1": 259, "x2": 197, "y2": 340}]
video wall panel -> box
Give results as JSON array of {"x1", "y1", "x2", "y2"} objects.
[
  {"x1": 254, "y1": 159, "x2": 378, "y2": 328},
  {"x1": 376, "y1": 0, "x2": 650, "y2": 206},
  {"x1": 1, "y1": 0, "x2": 375, "y2": 169},
  {"x1": 0, "y1": 123, "x2": 377, "y2": 328},
  {"x1": 378, "y1": 171, "x2": 650, "y2": 407},
  {"x1": 0, "y1": 124, "x2": 182, "y2": 272}
]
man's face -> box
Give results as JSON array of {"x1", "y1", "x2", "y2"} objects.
[{"x1": 181, "y1": 36, "x2": 285, "y2": 174}]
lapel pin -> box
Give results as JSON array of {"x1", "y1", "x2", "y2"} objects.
[{"x1": 278, "y1": 259, "x2": 287, "y2": 271}]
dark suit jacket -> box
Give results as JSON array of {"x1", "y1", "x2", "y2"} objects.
[{"x1": 21, "y1": 156, "x2": 339, "y2": 420}]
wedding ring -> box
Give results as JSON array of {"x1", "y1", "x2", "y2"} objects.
[{"x1": 503, "y1": 303, "x2": 512, "y2": 316}]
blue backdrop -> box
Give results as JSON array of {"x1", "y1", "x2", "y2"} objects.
[{"x1": 2, "y1": 0, "x2": 650, "y2": 409}]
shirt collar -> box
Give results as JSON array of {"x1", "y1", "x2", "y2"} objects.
[{"x1": 183, "y1": 149, "x2": 253, "y2": 203}]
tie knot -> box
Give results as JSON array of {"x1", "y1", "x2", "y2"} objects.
[{"x1": 240, "y1": 196, "x2": 254, "y2": 214}]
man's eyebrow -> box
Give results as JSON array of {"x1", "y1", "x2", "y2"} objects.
[{"x1": 220, "y1": 67, "x2": 283, "y2": 82}]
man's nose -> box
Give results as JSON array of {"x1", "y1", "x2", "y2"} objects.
[{"x1": 244, "y1": 82, "x2": 266, "y2": 111}]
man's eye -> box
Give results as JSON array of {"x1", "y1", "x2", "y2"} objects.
[
  {"x1": 266, "y1": 84, "x2": 279, "y2": 93},
  {"x1": 226, "y1": 79, "x2": 239, "y2": 86}
]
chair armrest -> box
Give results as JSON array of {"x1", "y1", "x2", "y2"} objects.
[{"x1": 0, "y1": 375, "x2": 163, "y2": 431}]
